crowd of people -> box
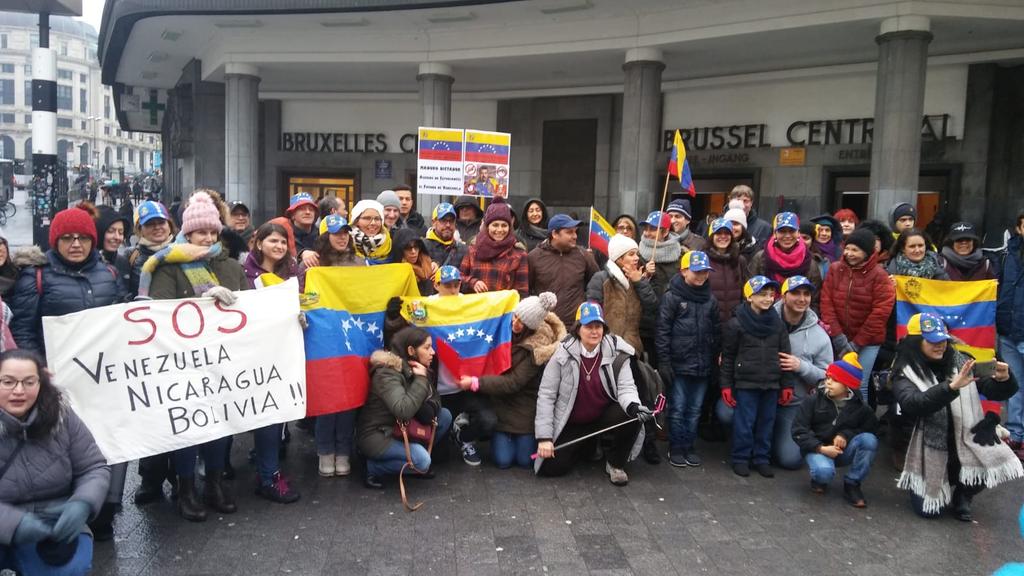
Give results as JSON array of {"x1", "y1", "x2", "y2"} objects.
[{"x1": 0, "y1": 181, "x2": 1022, "y2": 574}]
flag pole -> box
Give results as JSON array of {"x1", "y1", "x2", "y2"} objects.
[
  {"x1": 651, "y1": 169, "x2": 672, "y2": 255},
  {"x1": 588, "y1": 206, "x2": 594, "y2": 250}
]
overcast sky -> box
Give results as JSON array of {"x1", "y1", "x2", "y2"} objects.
[{"x1": 75, "y1": 0, "x2": 105, "y2": 32}]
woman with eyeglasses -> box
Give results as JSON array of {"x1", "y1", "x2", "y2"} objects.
[
  {"x1": 10, "y1": 207, "x2": 126, "y2": 354},
  {"x1": 349, "y1": 200, "x2": 393, "y2": 265},
  {"x1": 0, "y1": 349, "x2": 110, "y2": 575}
]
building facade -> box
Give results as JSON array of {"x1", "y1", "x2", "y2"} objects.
[
  {"x1": 0, "y1": 12, "x2": 161, "y2": 177},
  {"x1": 98, "y1": 0, "x2": 1024, "y2": 244}
]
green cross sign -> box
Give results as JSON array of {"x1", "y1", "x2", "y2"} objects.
[{"x1": 141, "y1": 89, "x2": 165, "y2": 126}]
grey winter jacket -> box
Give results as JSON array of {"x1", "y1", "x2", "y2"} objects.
[
  {"x1": 534, "y1": 335, "x2": 643, "y2": 472},
  {"x1": 773, "y1": 301, "x2": 833, "y2": 405},
  {"x1": 0, "y1": 406, "x2": 110, "y2": 545}
]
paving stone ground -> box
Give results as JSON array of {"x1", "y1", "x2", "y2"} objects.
[{"x1": 92, "y1": 430, "x2": 1024, "y2": 576}]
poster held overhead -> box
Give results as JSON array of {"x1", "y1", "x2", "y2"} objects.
[
  {"x1": 463, "y1": 129, "x2": 511, "y2": 198},
  {"x1": 417, "y1": 127, "x2": 465, "y2": 197}
]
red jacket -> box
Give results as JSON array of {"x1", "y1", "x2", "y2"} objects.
[{"x1": 819, "y1": 252, "x2": 894, "y2": 347}]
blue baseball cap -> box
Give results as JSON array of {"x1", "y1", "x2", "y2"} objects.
[
  {"x1": 436, "y1": 265, "x2": 462, "y2": 284},
  {"x1": 548, "y1": 214, "x2": 582, "y2": 232},
  {"x1": 432, "y1": 202, "x2": 456, "y2": 221},
  {"x1": 319, "y1": 214, "x2": 350, "y2": 235},
  {"x1": 641, "y1": 211, "x2": 671, "y2": 229},
  {"x1": 287, "y1": 192, "x2": 317, "y2": 214},
  {"x1": 773, "y1": 212, "x2": 799, "y2": 231},
  {"x1": 680, "y1": 250, "x2": 713, "y2": 272},
  {"x1": 575, "y1": 301, "x2": 606, "y2": 326},
  {"x1": 709, "y1": 217, "x2": 734, "y2": 236},
  {"x1": 907, "y1": 312, "x2": 951, "y2": 343},
  {"x1": 744, "y1": 275, "x2": 780, "y2": 299},
  {"x1": 136, "y1": 201, "x2": 171, "y2": 226},
  {"x1": 781, "y1": 275, "x2": 815, "y2": 294}
]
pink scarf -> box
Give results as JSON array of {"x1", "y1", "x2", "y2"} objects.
[{"x1": 763, "y1": 238, "x2": 810, "y2": 283}]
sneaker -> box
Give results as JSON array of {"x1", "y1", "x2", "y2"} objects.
[
  {"x1": 256, "y1": 472, "x2": 301, "y2": 504},
  {"x1": 334, "y1": 455, "x2": 351, "y2": 476},
  {"x1": 732, "y1": 463, "x2": 750, "y2": 477},
  {"x1": 318, "y1": 454, "x2": 335, "y2": 477},
  {"x1": 460, "y1": 442, "x2": 482, "y2": 466},
  {"x1": 810, "y1": 481, "x2": 827, "y2": 495},
  {"x1": 605, "y1": 462, "x2": 629, "y2": 486},
  {"x1": 668, "y1": 452, "x2": 688, "y2": 468},
  {"x1": 754, "y1": 464, "x2": 775, "y2": 478},
  {"x1": 684, "y1": 451, "x2": 702, "y2": 467},
  {"x1": 843, "y1": 482, "x2": 866, "y2": 508}
]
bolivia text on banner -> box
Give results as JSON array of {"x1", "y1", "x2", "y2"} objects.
[
  {"x1": 589, "y1": 207, "x2": 614, "y2": 257},
  {"x1": 894, "y1": 276, "x2": 998, "y2": 361},
  {"x1": 399, "y1": 290, "x2": 518, "y2": 382},
  {"x1": 42, "y1": 280, "x2": 307, "y2": 464},
  {"x1": 302, "y1": 264, "x2": 420, "y2": 417}
]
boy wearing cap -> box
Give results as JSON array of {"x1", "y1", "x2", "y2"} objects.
[
  {"x1": 666, "y1": 199, "x2": 703, "y2": 252},
  {"x1": 657, "y1": 251, "x2": 720, "y2": 467},
  {"x1": 528, "y1": 213, "x2": 599, "y2": 328},
  {"x1": 423, "y1": 202, "x2": 469, "y2": 271},
  {"x1": 720, "y1": 275, "x2": 795, "y2": 477},
  {"x1": 791, "y1": 352, "x2": 879, "y2": 507}
]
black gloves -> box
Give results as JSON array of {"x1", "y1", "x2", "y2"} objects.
[
  {"x1": 970, "y1": 411, "x2": 1002, "y2": 446},
  {"x1": 386, "y1": 297, "x2": 403, "y2": 320},
  {"x1": 627, "y1": 402, "x2": 655, "y2": 424}
]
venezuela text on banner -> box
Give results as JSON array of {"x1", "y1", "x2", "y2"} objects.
[{"x1": 302, "y1": 264, "x2": 420, "y2": 416}]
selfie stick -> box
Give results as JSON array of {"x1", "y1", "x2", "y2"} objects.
[{"x1": 531, "y1": 394, "x2": 666, "y2": 460}]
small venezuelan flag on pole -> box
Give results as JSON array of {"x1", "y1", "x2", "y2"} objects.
[
  {"x1": 589, "y1": 206, "x2": 614, "y2": 256},
  {"x1": 667, "y1": 129, "x2": 696, "y2": 198}
]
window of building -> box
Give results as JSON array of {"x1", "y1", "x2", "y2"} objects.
[
  {"x1": 0, "y1": 64, "x2": 13, "y2": 74},
  {"x1": 24, "y1": 64, "x2": 31, "y2": 75},
  {"x1": 541, "y1": 118, "x2": 598, "y2": 205},
  {"x1": 103, "y1": 95, "x2": 110, "y2": 119},
  {"x1": 23, "y1": 81, "x2": 31, "y2": 106},
  {"x1": 80, "y1": 120, "x2": 86, "y2": 130},
  {"x1": 1, "y1": 35, "x2": 6, "y2": 50},
  {"x1": 116, "y1": 129, "x2": 122, "y2": 138},
  {"x1": 88, "y1": 48, "x2": 97, "y2": 63},
  {"x1": 79, "y1": 88, "x2": 87, "y2": 113},
  {"x1": 0, "y1": 114, "x2": 14, "y2": 124},
  {"x1": 104, "y1": 125, "x2": 110, "y2": 135},
  {"x1": 116, "y1": 146, "x2": 123, "y2": 162},
  {"x1": 129, "y1": 149, "x2": 135, "y2": 163},
  {"x1": 57, "y1": 69, "x2": 73, "y2": 81},
  {"x1": 0, "y1": 80, "x2": 13, "y2": 106},
  {"x1": 60, "y1": 42, "x2": 68, "y2": 57},
  {"x1": 56, "y1": 85, "x2": 72, "y2": 110},
  {"x1": 149, "y1": 136, "x2": 155, "y2": 144},
  {"x1": 57, "y1": 117, "x2": 73, "y2": 128},
  {"x1": 30, "y1": 34, "x2": 38, "y2": 49},
  {"x1": 24, "y1": 114, "x2": 31, "y2": 124},
  {"x1": 80, "y1": 73, "x2": 87, "y2": 84}
]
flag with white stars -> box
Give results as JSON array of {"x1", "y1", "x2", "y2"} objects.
[{"x1": 400, "y1": 290, "x2": 519, "y2": 384}]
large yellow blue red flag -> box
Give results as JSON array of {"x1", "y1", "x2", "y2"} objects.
[
  {"x1": 667, "y1": 129, "x2": 696, "y2": 197},
  {"x1": 302, "y1": 264, "x2": 420, "y2": 416},
  {"x1": 399, "y1": 290, "x2": 519, "y2": 383},
  {"x1": 894, "y1": 277, "x2": 998, "y2": 361}
]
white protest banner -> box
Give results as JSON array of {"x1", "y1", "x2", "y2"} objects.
[
  {"x1": 43, "y1": 279, "x2": 306, "y2": 464},
  {"x1": 416, "y1": 127, "x2": 465, "y2": 196}
]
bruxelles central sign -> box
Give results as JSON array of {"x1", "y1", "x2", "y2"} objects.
[
  {"x1": 280, "y1": 132, "x2": 421, "y2": 153},
  {"x1": 663, "y1": 114, "x2": 950, "y2": 151}
]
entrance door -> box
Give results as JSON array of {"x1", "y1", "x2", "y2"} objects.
[
  {"x1": 285, "y1": 174, "x2": 357, "y2": 215},
  {"x1": 830, "y1": 172, "x2": 950, "y2": 231}
]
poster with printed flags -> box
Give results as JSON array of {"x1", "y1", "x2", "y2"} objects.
[
  {"x1": 416, "y1": 127, "x2": 465, "y2": 196},
  {"x1": 463, "y1": 129, "x2": 511, "y2": 198}
]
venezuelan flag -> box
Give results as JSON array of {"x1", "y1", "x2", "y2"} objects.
[
  {"x1": 464, "y1": 130, "x2": 511, "y2": 165},
  {"x1": 589, "y1": 206, "x2": 614, "y2": 256},
  {"x1": 667, "y1": 129, "x2": 696, "y2": 198},
  {"x1": 400, "y1": 290, "x2": 518, "y2": 381},
  {"x1": 418, "y1": 127, "x2": 465, "y2": 162},
  {"x1": 894, "y1": 276, "x2": 998, "y2": 361},
  {"x1": 302, "y1": 264, "x2": 421, "y2": 416}
]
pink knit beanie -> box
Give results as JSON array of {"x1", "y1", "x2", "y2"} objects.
[{"x1": 181, "y1": 191, "x2": 223, "y2": 236}]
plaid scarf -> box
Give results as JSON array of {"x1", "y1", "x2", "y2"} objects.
[
  {"x1": 137, "y1": 235, "x2": 222, "y2": 297},
  {"x1": 897, "y1": 355, "x2": 1024, "y2": 514}
]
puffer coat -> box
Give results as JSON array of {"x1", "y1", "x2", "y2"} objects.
[
  {"x1": 704, "y1": 243, "x2": 748, "y2": 326},
  {"x1": 656, "y1": 274, "x2": 720, "y2": 377},
  {"x1": 819, "y1": 251, "x2": 894, "y2": 347},
  {"x1": 356, "y1": 350, "x2": 441, "y2": 458}
]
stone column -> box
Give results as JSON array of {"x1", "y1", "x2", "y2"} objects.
[
  {"x1": 224, "y1": 63, "x2": 260, "y2": 210},
  {"x1": 868, "y1": 16, "x2": 932, "y2": 222},
  {"x1": 417, "y1": 63, "x2": 453, "y2": 214},
  {"x1": 618, "y1": 48, "x2": 664, "y2": 217}
]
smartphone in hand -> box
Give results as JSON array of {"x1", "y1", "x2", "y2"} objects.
[{"x1": 973, "y1": 360, "x2": 997, "y2": 378}]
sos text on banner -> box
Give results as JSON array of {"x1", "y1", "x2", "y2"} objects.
[{"x1": 42, "y1": 280, "x2": 307, "y2": 464}]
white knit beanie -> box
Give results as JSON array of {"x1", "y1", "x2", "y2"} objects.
[
  {"x1": 723, "y1": 207, "x2": 747, "y2": 230},
  {"x1": 607, "y1": 233, "x2": 638, "y2": 263},
  {"x1": 350, "y1": 199, "x2": 385, "y2": 224},
  {"x1": 514, "y1": 291, "x2": 557, "y2": 331}
]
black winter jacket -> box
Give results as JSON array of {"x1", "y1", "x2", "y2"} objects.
[
  {"x1": 892, "y1": 366, "x2": 1018, "y2": 419},
  {"x1": 656, "y1": 274, "x2": 720, "y2": 377},
  {"x1": 719, "y1": 307, "x2": 794, "y2": 391},
  {"x1": 791, "y1": 385, "x2": 878, "y2": 454},
  {"x1": 10, "y1": 249, "x2": 126, "y2": 352}
]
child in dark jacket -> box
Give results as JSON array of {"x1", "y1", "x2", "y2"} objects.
[
  {"x1": 657, "y1": 251, "x2": 720, "y2": 467},
  {"x1": 791, "y1": 352, "x2": 879, "y2": 507},
  {"x1": 720, "y1": 275, "x2": 794, "y2": 478}
]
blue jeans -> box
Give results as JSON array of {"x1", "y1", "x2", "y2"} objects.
[
  {"x1": 730, "y1": 389, "x2": 778, "y2": 466},
  {"x1": 856, "y1": 345, "x2": 880, "y2": 404},
  {"x1": 717, "y1": 396, "x2": 801, "y2": 469},
  {"x1": 253, "y1": 424, "x2": 283, "y2": 485},
  {"x1": 491, "y1": 432, "x2": 535, "y2": 469},
  {"x1": 0, "y1": 535, "x2": 93, "y2": 575},
  {"x1": 668, "y1": 375, "x2": 707, "y2": 454},
  {"x1": 1000, "y1": 336, "x2": 1024, "y2": 442},
  {"x1": 315, "y1": 409, "x2": 357, "y2": 456},
  {"x1": 804, "y1": 432, "x2": 879, "y2": 485},
  {"x1": 173, "y1": 437, "x2": 230, "y2": 478},
  {"x1": 366, "y1": 408, "x2": 452, "y2": 477}
]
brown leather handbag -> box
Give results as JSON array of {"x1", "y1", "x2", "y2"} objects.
[{"x1": 392, "y1": 417, "x2": 438, "y2": 512}]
